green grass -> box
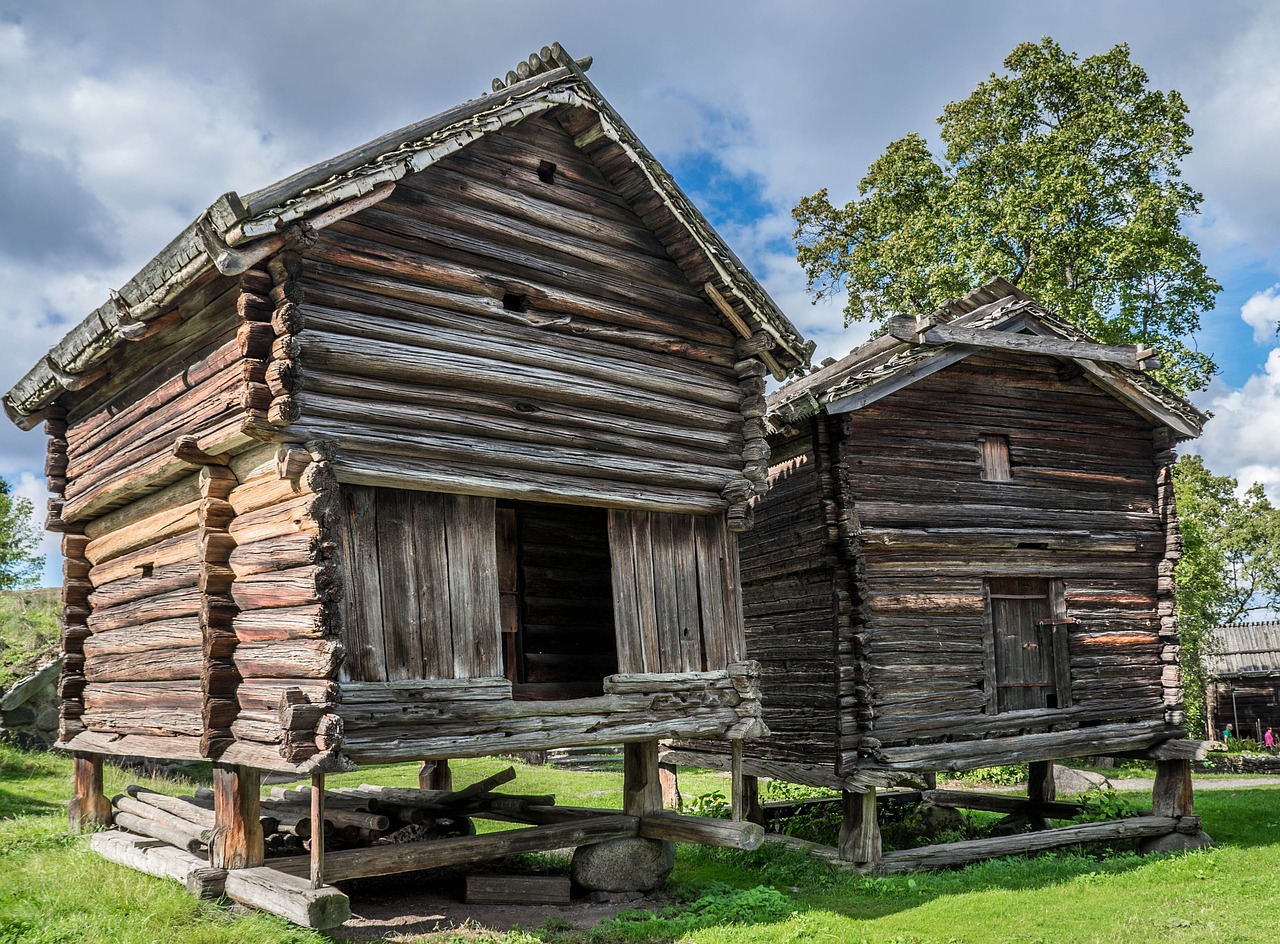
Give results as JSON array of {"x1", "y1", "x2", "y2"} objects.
[
  {"x1": 0, "y1": 587, "x2": 60, "y2": 689},
  {"x1": 1, "y1": 742, "x2": 1278, "y2": 943}
]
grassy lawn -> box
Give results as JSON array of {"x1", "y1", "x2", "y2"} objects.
[
  {"x1": 1, "y1": 742, "x2": 1278, "y2": 943},
  {"x1": 0, "y1": 588, "x2": 60, "y2": 690}
]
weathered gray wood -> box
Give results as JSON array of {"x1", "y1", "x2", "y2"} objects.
[
  {"x1": 413, "y1": 491, "x2": 454, "y2": 678},
  {"x1": 875, "y1": 816, "x2": 1178, "y2": 873},
  {"x1": 375, "y1": 488, "x2": 423, "y2": 680},
  {"x1": 90, "y1": 830, "x2": 223, "y2": 894},
  {"x1": 925, "y1": 789, "x2": 1082, "y2": 820},
  {"x1": 887, "y1": 316, "x2": 1154, "y2": 369},
  {"x1": 223, "y1": 868, "x2": 351, "y2": 929},
  {"x1": 464, "y1": 874, "x2": 572, "y2": 904},
  {"x1": 1152, "y1": 759, "x2": 1194, "y2": 817},
  {"x1": 838, "y1": 789, "x2": 880, "y2": 864},
  {"x1": 624, "y1": 740, "x2": 662, "y2": 816},
  {"x1": 448, "y1": 494, "x2": 500, "y2": 678},
  {"x1": 69, "y1": 752, "x2": 112, "y2": 831},
  {"x1": 337, "y1": 485, "x2": 386, "y2": 682},
  {"x1": 638, "y1": 812, "x2": 764, "y2": 850},
  {"x1": 270, "y1": 815, "x2": 640, "y2": 882}
]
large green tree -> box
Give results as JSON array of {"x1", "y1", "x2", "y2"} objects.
[
  {"x1": 1171, "y1": 455, "x2": 1280, "y2": 736},
  {"x1": 794, "y1": 37, "x2": 1220, "y2": 394},
  {"x1": 0, "y1": 478, "x2": 43, "y2": 591}
]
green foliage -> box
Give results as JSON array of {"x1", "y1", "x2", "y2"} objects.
[
  {"x1": 0, "y1": 588, "x2": 61, "y2": 689},
  {"x1": 1070, "y1": 788, "x2": 1140, "y2": 823},
  {"x1": 684, "y1": 789, "x2": 732, "y2": 819},
  {"x1": 1172, "y1": 454, "x2": 1280, "y2": 736},
  {"x1": 794, "y1": 37, "x2": 1219, "y2": 395},
  {"x1": 955, "y1": 764, "x2": 1027, "y2": 786},
  {"x1": 0, "y1": 479, "x2": 43, "y2": 593}
]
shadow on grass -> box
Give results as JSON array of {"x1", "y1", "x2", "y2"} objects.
[{"x1": 0, "y1": 784, "x2": 63, "y2": 819}]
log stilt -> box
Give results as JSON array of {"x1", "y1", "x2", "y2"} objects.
[
  {"x1": 1152, "y1": 759, "x2": 1194, "y2": 817},
  {"x1": 309, "y1": 771, "x2": 325, "y2": 889},
  {"x1": 69, "y1": 752, "x2": 112, "y2": 832},
  {"x1": 1027, "y1": 759, "x2": 1056, "y2": 829},
  {"x1": 838, "y1": 788, "x2": 881, "y2": 864},
  {"x1": 739, "y1": 774, "x2": 764, "y2": 826},
  {"x1": 623, "y1": 740, "x2": 661, "y2": 816},
  {"x1": 419, "y1": 758, "x2": 452, "y2": 792},
  {"x1": 210, "y1": 763, "x2": 264, "y2": 870},
  {"x1": 658, "y1": 760, "x2": 682, "y2": 811},
  {"x1": 730, "y1": 739, "x2": 746, "y2": 821}
]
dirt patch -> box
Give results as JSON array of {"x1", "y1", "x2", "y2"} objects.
[{"x1": 331, "y1": 861, "x2": 670, "y2": 942}]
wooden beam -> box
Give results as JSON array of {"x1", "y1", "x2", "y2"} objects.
[
  {"x1": 224, "y1": 867, "x2": 350, "y2": 929},
  {"x1": 887, "y1": 317, "x2": 1157, "y2": 370},
  {"x1": 1152, "y1": 759, "x2": 1194, "y2": 817},
  {"x1": 703, "y1": 283, "x2": 785, "y2": 379},
  {"x1": 270, "y1": 815, "x2": 640, "y2": 883},
  {"x1": 639, "y1": 812, "x2": 764, "y2": 850},
  {"x1": 925, "y1": 789, "x2": 1082, "y2": 820},
  {"x1": 309, "y1": 772, "x2": 325, "y2": 889}
]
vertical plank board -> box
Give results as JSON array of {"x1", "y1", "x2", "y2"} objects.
[
  {"x1": 1050, "y1": 580, "x2": 1073, "y2": 709},
  {"x1": 447, "y1": 495, "x2": 500, "y2": 678},
  {"x1": 376, "y1": 489, "x2": 423, "y2": 681},
  {"x1": 412, "y1": 492, "x2": 453, "y2": 679},
  {"x1": 309, "y1": 771, "x2": 325, "y2": 889},
  {"x1": 838, "y1": 789, "x2": 881, "y2": 864},
  {"x1": 1152, "y1": 759, "x2": 1194, "y2": 817},
  {"x1": 632, "y1": 512, "x2": 662, "y2": 673},
  {"x1": 623, "y1": 740, "x2": 662, "y2": 816},
  {"x1": 340, "y1": 486, "x2": 387, "y2": 682},
  {"x1": 672, "y1": 514, "x2": 703, "y2": 672},
  {"x1": 608, "y1": 510, "x2": 642, "y2": 674},
  {"x1": 649, "y1": 512, "x2": 681, "y2": 674},
  {"x1": 981, "y1": 584, "x2": 998, "y2": 715},
  {"x1": 694, "y1": 515, "x2": 729, "y2": 670},
  {"x1": 722, "y1": 528, "x2": 745, "y2": 663}
]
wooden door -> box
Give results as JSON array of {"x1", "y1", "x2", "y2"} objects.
[{"x1": 988, "y1": 577, "x2": 1056, "y2": 712}]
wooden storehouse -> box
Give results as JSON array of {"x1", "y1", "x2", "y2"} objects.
[
  {"x1": 1205, "y1": 622, "x2": 1280, "y2": 741},
  {"x1": 4, "y1": 45, "x2": 811, "y2": 924},
  {"x1": 665, "y1": 279, "x2": 1212, "y2": 869}
]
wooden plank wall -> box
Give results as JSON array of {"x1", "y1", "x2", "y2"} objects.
[
  {"x1": 608, "y1": 510, "x2": 742, "y2": 676},
  {"x1": 840, "y1": 351, "x2": 1169, "y2": 768},
  {"x1": 1206, "y1": 681, "x2": 1280, "y2": 739},
  {"x1": 738, "y1": 423, "x2": 840, "y2": 766},
  {"x1": 336, "y1": 485, "x2": 501, "y2": 684},
  {"x1": 60, "y1": 273, "x2": 245, "y2": 522},
  {"x1": 282, "y1": 114, "x2": 745, "y2": 512}
]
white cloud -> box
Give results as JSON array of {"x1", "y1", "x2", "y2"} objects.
[
  {"x1": 1241, "y1": 286, "x2": 1280, "y2": 346},
  {"x1": 1194, "y1": 346, "x2": 1280, "y2": 503}
]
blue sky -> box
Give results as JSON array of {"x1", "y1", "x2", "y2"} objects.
[{"x1": 1, "y1": 1, "x2": 1278, "y2": 583}]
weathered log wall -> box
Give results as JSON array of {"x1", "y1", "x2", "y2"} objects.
[
  {"x1": 840, "y1": 352, "x2": 1174, "y2": 769},
  {"x1": 59, "y1": 272, "x2": 247, "y2": 522},
  {"x1": 279, "y1": 114, "x2": 748, "y2": 513},
  {"x1": 1206, "y1": 680, "x2": 1280, "y2": 739},
  {"x1": 738, "y1": 424, "x2": 839, "y2": 765}
]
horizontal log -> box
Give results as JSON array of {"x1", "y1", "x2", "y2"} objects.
[
  {"x1": 234, "y1": 604, "x2": 331, "y2": 642},
  {"x1": 638, "y1": 812, "x2": 764, "y2": 850},
  {"x1": 82, "y1": 646, "x2": 204, "y2": 683},
  {"x1": 125, "y1": 786, "x2": 217, "y2": 829},
  {"x1": 923, "y1": 789, "x2": 1083, "y2": 819},
  {"x1": 875, "y1": 816, "x2": 1177, "y2": 873},
  {"x1": 270, "y1": 815, "x2": 640, "y2": 882},
  {"x1": 231, "y1": 565, "x2": 333, "y2": 610},
  {"x1": 84, "y1": 500, "x2": 203, "y2": 566},
  {"x1": 111, "y1": 809, "x2": 205, "y2": 854},
  {"x1": 229, "y1": 531, "x2": 327, "y2": 578},
  {"x1": 89, "y1": 830, "x2": 224, "y2": 895}
]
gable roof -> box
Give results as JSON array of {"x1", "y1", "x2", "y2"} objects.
[
  {"x1": 769, "y1": 277, "x2": 1206, "y2": 439},
  {"x1": 5, "y1": 43, "x2": 812, "y2": 427},
  {"x1": 1205, "y1": 622, "x2": 1280, "y2": 680}
]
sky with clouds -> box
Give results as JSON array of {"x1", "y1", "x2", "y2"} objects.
[{"x1": 1, "y1": 0, "x2": 1278, "y2": 583}]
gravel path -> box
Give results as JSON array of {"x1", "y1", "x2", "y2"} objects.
[{"x1": 1108, "y1": 774, "x2": 1280, "y2": 792}]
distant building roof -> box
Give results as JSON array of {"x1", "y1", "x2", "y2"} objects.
[{"x1": 1205, "y1": 622, "x2": 1280, "y2": 679}]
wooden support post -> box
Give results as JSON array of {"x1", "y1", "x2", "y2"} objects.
[
  {"x1": 658, "y1": 761, "x2": 682, "y2": 811},
  {"x1": 419, "y1": 759, "x2": 452, "y2": 792},
  {"x1": 1027, "y1": 760, "x2": 1055, "y2": 829},
  {"x1": 309, "y1": 771, "x2": 325, "y2": 889},
  {"x1": 730, "y1": 739, "x2": 746, "y2": 822},
  {"x1": 210, "y1": 763, "x2": 264, "y2": 870},
  {"x1": 1152, "y1": 759, "x2": 1194, "y2": 817},
  {"x1": 623, "y1": 740, "x2": 662, "y2": 816},
  {"x1": 69, "y1": 752, "x2": 112, "y2": 832},
  {"x1": 740, "y1": 774, "x2": 764, "y2": 826},
  {"x1": 838, "y1": 788, "x2": 881, "y2": 864}
]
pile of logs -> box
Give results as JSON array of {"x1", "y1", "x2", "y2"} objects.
[{"x1": 107, "y1": 767, "x2": 552, "y2": 858}]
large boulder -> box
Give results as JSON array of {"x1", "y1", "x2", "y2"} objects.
[
  {"x1": 1053, "y1": 765, "x2": 1111, "y2": 796},
  {"x1": 1139, "y1": 830, "x2": 1214, "y2": 854},
  {"x1": 571, "y1": 837, "x2": 674, "y2": 892}
]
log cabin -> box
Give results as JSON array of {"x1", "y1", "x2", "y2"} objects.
[
  {"x1": 3, "y1": 44, "x2": 811, "y2": 923},
  {"x1": 1204, "y1": 622, "x2": 1280, "y2": 742},
  {"x1": 663, "y1": 278, "x2": 1212, "y2": 868}
]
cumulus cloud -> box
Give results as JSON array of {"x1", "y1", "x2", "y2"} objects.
[
  {"x1": 1241, "y1": 286, "x2": 1280, "y2": 346},
  {"x1": 1194, "y1": 347, "x2": 1280, "y2": 502}
]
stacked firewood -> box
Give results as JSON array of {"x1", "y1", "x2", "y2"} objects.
[{"x1": 108, "y1": 766, "x2": 553, "y2": 857}]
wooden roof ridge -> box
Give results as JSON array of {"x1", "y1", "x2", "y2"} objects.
[
  {"x1": 767, "y1": 279, "x2": 1207, "y2": 440},
  {"x1": 5, "y1": 42, "x2": 810, "y2": 427}
]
